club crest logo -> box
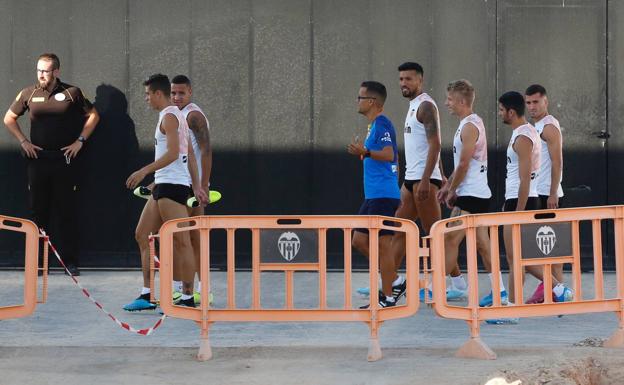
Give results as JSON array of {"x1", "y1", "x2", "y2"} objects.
[
  {"x1": 536, "y1": 226, "x2": 556, "y2": 255},
  {"x1": 278, "y1": 232, "x2": 301, "y2": 261}
]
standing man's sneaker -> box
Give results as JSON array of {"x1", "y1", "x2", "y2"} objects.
[
  {"x1": 485, "y1": 302, "x2": 519, "y2": 324},
  {"x1": 526, "y1": 282, "x2": 544, "y2": 304},
  {"x1": 359, "y1": 291, "x2": 396, "y2": 309},
  {"x1": 123, "y1": 294, "x2": 157, "y2": 311},
  {"x1": 554, "y1": 286, "x2": 574, "y2": 302},
  {"x1": 66, "y1": 264, "x2": 80, "y2": 276},
  {"x1": 172, "y1": 291, "x2": 182, "y2": 302},
  {"x1": 479, "y1": 290, "x2": 508, "y2": 307}
]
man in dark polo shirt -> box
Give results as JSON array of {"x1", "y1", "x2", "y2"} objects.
[{"x1": 3, "y1": 53, "x2": 99, "y2": 276}]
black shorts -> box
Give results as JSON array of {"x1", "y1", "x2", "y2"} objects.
[
  {"x1": 503, "y1": 197, "x2": 539, "y2": 212},
  {"x1": 404, "y1": 179, "x2": 443, "y2": 191},
  {"x1": 455, "y1": 196, "x2": 491, "y2": 214},
  {"x1": 538, "y1": 195, "x2": 565, "y2": 209},
  {"x1": 355, "y1": 198, "x2": 400, "y2": 236},
  {"x1": 152, "y1": 183, "x2": 192, "y2": 206}
]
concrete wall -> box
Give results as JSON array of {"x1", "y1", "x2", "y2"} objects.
[{"x1": 0, "y1": 0, "x2": 620, "y2": 267}]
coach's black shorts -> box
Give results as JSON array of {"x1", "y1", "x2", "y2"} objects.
[
  {"x1": 538, "y1": 195, "x2": 565, "y2": 209},
  {"x1": 503, "y1": 197, "x2": 539, "y2": 212},
  {"x1": 152, "y1": 183, "x2": 192, "y2": 206},
  {"x1": 404, "y1": 178, "x2": 443, "y2": 192},
  {"x1": 455, "y1": 196, "x2": 491, "y2": 214},
  {"x1": 355, "y1": 198, "x2": 400, "y2": 236}
]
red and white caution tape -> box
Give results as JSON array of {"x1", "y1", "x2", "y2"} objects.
[{"x1": 40, "y1": 229, "x2": 166, "y2": 336}]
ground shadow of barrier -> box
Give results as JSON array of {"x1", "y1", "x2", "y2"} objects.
[
  {"x1": 153, "y1": 215, "x2": 420, "y2": 361},
  {"x1": 429, "y1": 205, "x2": 624, "y2": 359},
  {"x1": 0, "y1": 215, "x2": 47, "y2": 320}
]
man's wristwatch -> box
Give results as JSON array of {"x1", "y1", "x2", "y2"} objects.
[{"x1": 77, "y1": 136, "x2": 86, "y2": 143}]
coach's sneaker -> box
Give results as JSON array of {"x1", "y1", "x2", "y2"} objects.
[
  {"x1": 359, "y1": 291, "x2": 396, "y2": 309},
  {"x1": 123, "y1": 294, "x2": 157, "y2": 311},
  {"x1": 479, "y1": 290, "x2": 508, "y2": 307},
  {"x1": 446, "y1": 286, "x2": 467, "y2": 301},
  {"x1": 419, "y1": 288, "x2": 432, "y2": 302},
  {"x1": 526, "y1": 282, "x2": 545, "y2": 304},
  {"x1": 554, "y1": 285, "x2": 574, "y2": 302}
]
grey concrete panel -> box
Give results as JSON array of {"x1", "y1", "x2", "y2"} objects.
[
  {"x1": 190, "y1": 0, "x2": 252, "y2": 151},
  {"x1": 430, "y1": 0, "x2": 497, "y2": 149},
  {"x1": 68, "y1": 0, "x2": 128, "y2": 97},
  {"x1": 6, "y1": 0, "x2": 73, "y2": 138},
  {"x1": 607, "y1": 0, "x2": 624, "y2": 203},
  {"x1": 128, "y1": 0, "x2": 192, "y2": 147},
  {"x1": 497, "y1": 0, "x2": 607, "y2": 204},
  {"x1": 312, "y1": 0, "x2": 370, "y2": 150},
  {"x1": 368, "y1": 0, "x2": 438, "y2": 151},
  {"x1": 251, "y1": 0, "x2": 311, "y2": 150}
]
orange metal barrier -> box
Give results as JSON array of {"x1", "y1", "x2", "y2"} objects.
[
  {"x1": 429, "y1": 206, "x2": 624, "y2": 359},
  {"x1": 155, "y1": 215, "x2": 420, "y2": 361},
  {"x1": 0, "y1": 215, "x2": 46, "y2": 320}
]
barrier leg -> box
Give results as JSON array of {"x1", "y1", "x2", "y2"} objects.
[
  {"x1": 456, "y1": 319, "x2": 497, "y2": 359},
  {"x1": 367, "y1": 320, "x2": 382, "y2": 362},
  {"x1": 604, "y1": 306, "x2": 624, "y2": 348},
  {"x1": 197, "y1": 324, "x2": 213, "y2": 361}
]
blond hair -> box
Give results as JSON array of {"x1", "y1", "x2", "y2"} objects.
[{"x1": 447, "y1": 79, "x2": 475, "y2": 104}]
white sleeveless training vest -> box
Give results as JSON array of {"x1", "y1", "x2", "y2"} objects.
[
  {"x1": 505, "y1": 123, "x2": 541, "y2": 200},
  {"x1": 534, "y1": 115, "x2": 564, "y2": 198},
  {"x1": 404, "y1": 93, "x2": 442, "y2": 181},
  {"x1": 180, "y1": 102, "x2": 210, "y2": 179},
  {"x1": 154, "y1": 105, "x2": 191, "y2": 186},
  {"x1": 452, "y1": 113, "x2": 491, "y2": 198}
]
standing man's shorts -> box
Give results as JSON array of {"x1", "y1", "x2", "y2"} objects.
[
  {"x1": 152, "y1": 183, "x2": 192, "y2": 206},
  {"x1": 355, "y1": 198, "x2": 400, "y2": 236}
]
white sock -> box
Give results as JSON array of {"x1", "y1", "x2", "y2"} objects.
[
  {"x1": 392, "y1": 275, "x2": 405, "y2": 287},
  {"x1": 451, "y1": 275, "x2": 467, "y2": 290},
  {"x1": 385, "y1": 295, "x2": 395, "y2": 303},
  {"x1": 488, "y1": 273, "x2": 506, "y2": 292},
  {"x1": 173, "y1": 280, "x2": 183, "y2": 293},
  {"x1": 553, "y1": 283, "x2": 565, "y2": 297},
  {"x1": 197, "y1": 281, "x2": 201, "y2": 292},
  {"x1": 181, "y1": 293, "x2": 193, "y2": 300},
  {"x1": 140, "y1": 287, "x2": 150, "y2": 295}
]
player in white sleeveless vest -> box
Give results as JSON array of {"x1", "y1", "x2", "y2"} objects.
[
  {"x1": 498, "y1": 91, "x2": 572, "y2": 306},
  {"x1": 525, "y1": 84, "x2": 566, "y2": 304},
  {"x1": 381, "y1": 62, "x2": 445, "y2": 302},
  {"x1": 171, "y1": 75, "x2": 213, "y2": 304},
  {"x1": 123, "y1": 74, "x2": 208, "y2": 311},
  {"x1": 436, "y1": 80, "x2": 502, "y2": 302}
]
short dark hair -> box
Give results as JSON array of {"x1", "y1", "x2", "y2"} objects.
[
  {"x1": 525, "y1": 84, "x2": 547, "y2": 96},
  {"x1": 398, "y1": 62, "x2": 424, "y2": 76},
  {"x1": 38, "y1": 53, "x2": 60, "y2": 70},
  {"x1": 361, "y1": 81, "x2": 387, "y2": 104},
  {"x1": 171, "y1": 74, "x2": 191, "y2": 86},
  {"x1": 143, "y1": 74, "x2": 170, "y2": 96},
  {"x1": 498, "y1": 91, "x2": 525, "y2": 116}
]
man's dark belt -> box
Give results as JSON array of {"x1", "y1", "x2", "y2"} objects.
[{"x1": 30, "y1": 150, "x2": 65, "y2": 160}]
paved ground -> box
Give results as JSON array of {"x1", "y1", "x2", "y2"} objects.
[{"x1": 1, "y1": 270, "x2": 623, "y2": 384}]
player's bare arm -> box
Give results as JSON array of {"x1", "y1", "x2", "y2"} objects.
[
  {"x1": 514, "y1": 136, "x2": 533, "y2": 211},
  {"x1": 445, "y1": 123, "x2": 478, "y2": 207},
  {"x1": 187, "y1": 111, "x2": 212, "y2": 192},
  {"x1": 416, "y1": 101, "x2": 441, "y2": 200},
  {"x1": 126, "y1": 113, "x2": 180, "y2": 189},
  {"x1": 542, "y1": 123, "x2": 563, "y2": 209}
]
